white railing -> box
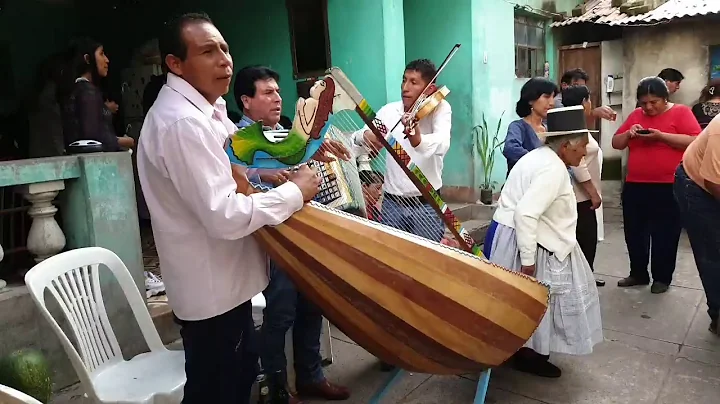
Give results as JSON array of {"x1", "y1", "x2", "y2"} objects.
[{"x1": 0, "y1": 180, "x2": 66, "y2": 291}]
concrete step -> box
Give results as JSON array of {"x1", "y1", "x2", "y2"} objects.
[{"x1": 148, "y1": 295, "x2": 181, "y2": 345}]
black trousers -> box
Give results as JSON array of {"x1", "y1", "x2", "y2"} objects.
[
  {"x1": 176, "y1": 301, "x2": 259, "y2": 404},
  {"x1": 621, "y1": 182, "x2": 682, "y2": 284},
  {"x1": 576, "y1": 200, "x2": 598, "y2": 271}
]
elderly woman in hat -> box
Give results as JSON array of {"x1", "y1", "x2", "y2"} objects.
[{"x1": 484, "y1": 105, "x2": 603, "y2": 378}]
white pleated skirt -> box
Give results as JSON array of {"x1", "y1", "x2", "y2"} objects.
[{"x1": 488, "y1": 223, "x2": 604, "y2": 355}]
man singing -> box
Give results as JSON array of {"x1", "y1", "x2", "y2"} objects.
[
  {"x1": 234, "y1": 65, "x2": 351, "y2": 403},
  {"x1": 137, "y1": 14, "x2": 320, "y2": 404}
]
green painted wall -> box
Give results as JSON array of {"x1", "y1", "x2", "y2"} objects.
[
  {"x1": 406, "y1": 0, "x2": 577, "y2": 190},
  {"x1": 0, "y1": 0, "x2": 78, "y2": 112},
  {"x1": 328, "y1": 0, "x2": 405, "y2": 110},
  {"x1": 207, "y1": 1, "x2": 298, "y2": 116},
  {"x1": 404, "y1": 0, "x2": 473, "y2": 188}
]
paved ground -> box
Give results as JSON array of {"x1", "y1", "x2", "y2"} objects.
[{"x1": 52, "y1": 185, "x2": 720, "y2": 403}]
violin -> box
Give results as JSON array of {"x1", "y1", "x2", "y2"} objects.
[{"x1": 403, "y1": 85, "x2": 451, "y2": 137}]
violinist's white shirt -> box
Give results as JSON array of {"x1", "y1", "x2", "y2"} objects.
[{"x1": 354, "y1": 100, "x2": 452, "y2": 197}]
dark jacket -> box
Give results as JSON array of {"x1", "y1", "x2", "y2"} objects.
[{"x1": 62, "y1": 79, "x2": 119, "y2": 152}]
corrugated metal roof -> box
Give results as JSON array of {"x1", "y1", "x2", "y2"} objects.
[
  {"x1": 550, "y1": 0, "x2": 720, "y2": 28},
  {"x1": 550, "y1": 0, "x2": 627, "y2": 27},
  {"x1": 608, "y1": 0, "x2": 720, "y2": 25}
]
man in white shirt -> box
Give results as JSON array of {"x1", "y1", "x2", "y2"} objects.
[
  {"x1": 355, "y1": 59, "x2": 451, "y2": 243},
  {"x1": 136, "y1": 13, "x2": 320, "y2": 404},
  {"x1": 233, "y1": 66, "x2": 351, "y2": 403}
]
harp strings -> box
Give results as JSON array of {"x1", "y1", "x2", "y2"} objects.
[{"x1": 326, "y1": 110, "x2": 449, "y2": 243}]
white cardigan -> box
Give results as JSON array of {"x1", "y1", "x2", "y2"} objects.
[{"x1": 493, "y1": 146, "x2": 578, "y2": 266}]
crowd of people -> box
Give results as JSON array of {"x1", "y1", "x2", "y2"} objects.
[
  {"x1": 22, "y1": 9, "x2": 720, "y2": 403},
  {"x1": 495, "y1": 65, "x2": 720, "y2": 378}
]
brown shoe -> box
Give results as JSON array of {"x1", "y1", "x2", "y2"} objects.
[
  {"x1": 297, "y1": 379, "x2": 351, "y2": 400},
  {"x1": 289, "y1": 394, "x2": 304, "y2": 404},
  {"x1": 617, "y1": 276, "x2": 650, "y2": 287}
]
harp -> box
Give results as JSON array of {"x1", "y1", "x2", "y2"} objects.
[{"x1": 227, "y1": 65, "x2": 549, "y2": 374}]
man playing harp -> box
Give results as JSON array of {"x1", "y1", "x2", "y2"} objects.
[{"x1": 354, "y1": 59, "x2": 452, "y2": 243}]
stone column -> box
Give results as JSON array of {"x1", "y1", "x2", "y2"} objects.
[{"x1": 20, "y1": 180, "x2": 67, "y2": 263}]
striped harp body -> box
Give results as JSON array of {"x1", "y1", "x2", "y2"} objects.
[{"x1": 240, "y1": 68, "x2": 550, "y2": 374}]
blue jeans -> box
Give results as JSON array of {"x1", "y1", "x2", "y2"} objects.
[
  {"x1": 674, "y1": 164, "x2": 720, "y2": 321},
  {"x1": 260, "y1": 262, "x2": 324, "y2": 386},
  {"x1": 379, "y1": 195, "x2": 444, "y2": 242}
]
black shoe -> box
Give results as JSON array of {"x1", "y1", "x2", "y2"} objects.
[
  {"x1": 710, "y1": 318, "x2": 718, "y2": 335},
  {"x1": 265, "y1": 370, "x2": 295, "y2": 404},
  {"x1": 380, "y1": 361, "x2": 395, "y2": 372},
  {"x1": 617, "y1": 277, "x2": 650, "y2": 287},
  {"x1": 595, "y1": 279, "x2": 606, "y2": 287},
  {"x1": 511, "y1": 355, "x2": 562, "y2": 378},
  {"x1": 650, "y1": 282, "x2": 669, "y2": 294}
]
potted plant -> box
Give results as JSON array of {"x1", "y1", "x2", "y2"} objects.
[{"x1": 473, "y1": 111, "x2": 505, "y2": 205}]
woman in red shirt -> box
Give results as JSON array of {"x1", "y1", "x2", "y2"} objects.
[{"x1": 612, "y1": 77, "x2": 701, "y2": 294}]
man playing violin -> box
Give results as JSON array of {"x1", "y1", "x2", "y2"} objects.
[{"x1": 354, "y1": 59, "x2": 452, "y2": 243}]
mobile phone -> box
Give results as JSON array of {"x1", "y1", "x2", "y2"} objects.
[{"x1": 636, "y1": 129, "x2": 651, "y2": 135}]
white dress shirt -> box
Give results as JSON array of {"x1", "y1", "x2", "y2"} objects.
[
  {"x1": 354, "y1": 100, "x2": 452, "y2": 197},
  {"x1": 493, "y1": 146, "x2": 578, "y2": 266},
  {"x1": 137, "y1": 73, "x2": 304, "y2": 321}
]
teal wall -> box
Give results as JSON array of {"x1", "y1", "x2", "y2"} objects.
[
  {"x1": 406, "y1": 0, "x2": 577, "y2": 190},
  {"x1": 328, "y1": 0, "x2": 405, "y2": 110},
  {"x1": 0, "y1": 0, "x2": 78, "y2": 112},
  {"x1": 405, "y1": 0, "x2": 473, "y2": 188},
  {"x1": 206, "y1": 0, "x2": 297, "y2": 116}
]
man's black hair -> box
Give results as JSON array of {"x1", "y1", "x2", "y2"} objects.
[
  {"x1": 405, "y1": 59, "x2": 437, "y2": 84},
  {"x1": 233, "y1": 65, "x2": 280, "y2": 110},
  {"x1": 158, "y1": 12, "x2": 213, "y2": 65},
  {"x1": 560, "y1": 68, "x2": 589, "y2": 85},
  {"x1": 658, "y1": 68, "x2": 684, "y2": 83},
  {"x1": 561, "y1": 85, "x2": 590, "y2": 107}
]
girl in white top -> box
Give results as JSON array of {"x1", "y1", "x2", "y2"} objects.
[
  {"x1": 484, "y1": 106, "x2": 602, "y2": 378},
  {"x1": 562, "y1": 85, "x2": 606, "y2": 287}
]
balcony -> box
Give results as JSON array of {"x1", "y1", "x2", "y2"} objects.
[{"x1": 0, "y1": 152, "x2": 149, "y2": 389}]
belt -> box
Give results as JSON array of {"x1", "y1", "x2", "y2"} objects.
[{"x1": 383, "y1": 191, "x2": 438, "y2": 206}]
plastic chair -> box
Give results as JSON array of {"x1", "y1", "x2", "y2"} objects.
[
  {"x1": 24, "y1": 247, "x2": 185, "y2": 404},
  {"x1": 0, "y1": 384, "x2": 43, "y2": 404},
  {"x1": 251, "y1": 293, "x2": 334, "y2": 394}
]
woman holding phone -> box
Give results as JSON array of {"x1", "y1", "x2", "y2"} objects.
[{"x1": 612, "y1": 76, "x2": 701, "y2": 294}]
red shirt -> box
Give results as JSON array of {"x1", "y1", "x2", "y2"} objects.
[{"x1": 615, "y1": 105, "x2": 702, "y2": 183}]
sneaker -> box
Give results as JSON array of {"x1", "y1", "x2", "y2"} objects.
[{"x1": 145, "y1": 271, "x2": 166, "y2": 298}]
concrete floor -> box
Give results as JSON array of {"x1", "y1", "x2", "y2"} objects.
[{"x1": 51, "y1": 203, "x2": 720, "y2": 403}]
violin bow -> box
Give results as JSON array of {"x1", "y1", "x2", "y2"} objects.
[
  {"x1": 388, "y1": 43, "x2": 461, "y2": 134},
  {"x1": 328, "y1": 66, "x2": 483, "y2": 257}
]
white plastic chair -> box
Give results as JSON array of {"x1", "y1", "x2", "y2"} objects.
[
  {"x1": 0, "y1": 384, "x2": 43, "y2": 404},
  {"x1": 24, "y1": 247, "x2": 185, "y2": 404},
  {"x1": 251, "y1": 293, "x2": 334, "y2": 394}
]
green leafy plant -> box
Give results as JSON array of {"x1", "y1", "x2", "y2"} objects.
[{"x1": 473, "y1": 111, "x2": 506, "y2": 191}]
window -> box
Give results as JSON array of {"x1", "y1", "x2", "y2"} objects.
[
  {"x1": 514, "y1": 15, "x2": 546, "y2": 78},
  {"x1": 286, "y1": 0, "x2": 331, "y2": 79}
]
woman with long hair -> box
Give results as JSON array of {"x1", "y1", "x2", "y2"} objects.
[
  {"x1": 61, "y1": 37, "x2": 134, "y2": 152},
  {"x1": 612, "y1": 77, "x2": 701, "y2": 294},
  {"x1": 691, "y1": 79, "x2": 720, "y2": 129},
  {"x1": 503, "y1": 77, "x2": 558, "y2": 176}
]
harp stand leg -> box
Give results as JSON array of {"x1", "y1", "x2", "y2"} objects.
[
  {"x1": 368, "y1": 368, "x2": 406, "y2": 404},
  {"x1": 473, "y1": 369, "x2": 492, "y2": 404}
]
